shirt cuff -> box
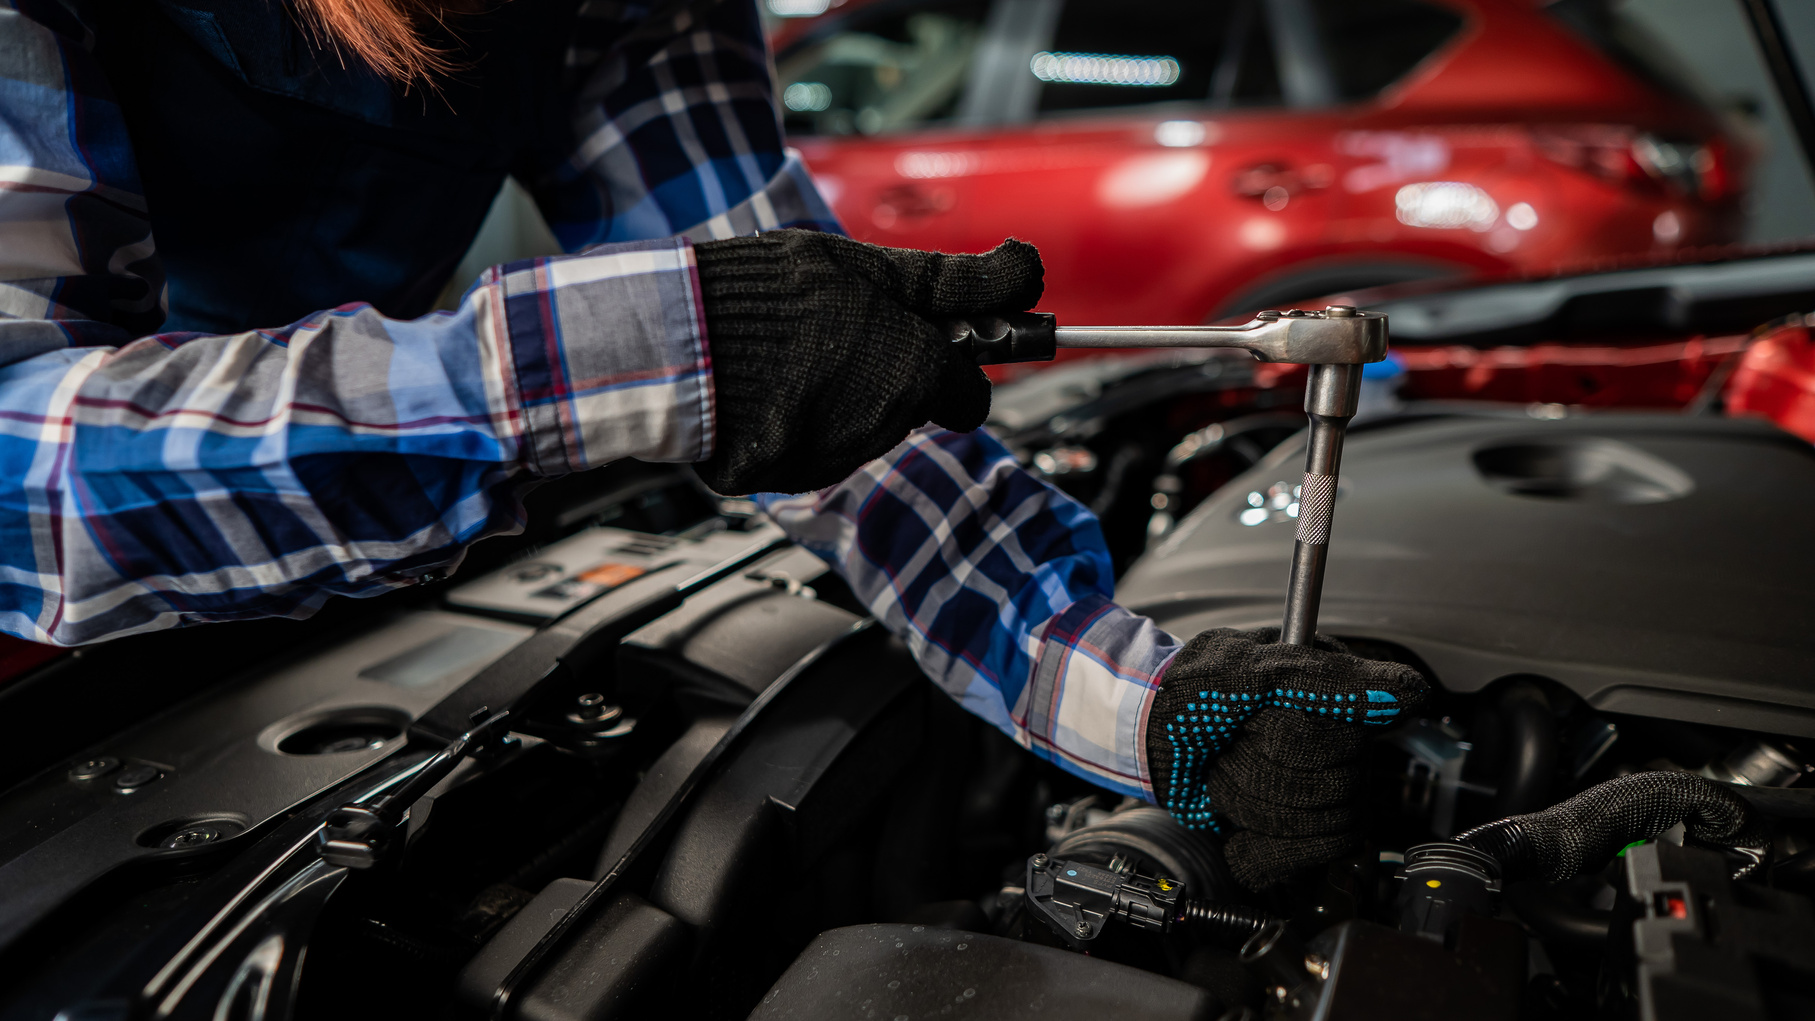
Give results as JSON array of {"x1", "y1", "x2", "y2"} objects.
[
  {"x1": 1020, "y1": 594, "x2": 1181, "y2": 802},
  {"x1": 492, "y1": 236, "x2": 714, "y2": 475}
]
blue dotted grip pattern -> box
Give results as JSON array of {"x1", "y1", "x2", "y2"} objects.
[{"x1": 1161, "y1": 684, "x2": 1402, "y2": 832}]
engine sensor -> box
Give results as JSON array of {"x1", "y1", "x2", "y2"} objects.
[{"x1": 1023, "y1": 852, "x2": 1272, "y2": 951}]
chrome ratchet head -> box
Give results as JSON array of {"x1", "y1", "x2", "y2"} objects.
[{"x1": 1241, "y1": 306, "x2": 1389, "y2": 364}]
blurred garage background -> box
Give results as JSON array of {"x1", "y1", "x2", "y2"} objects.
[{"x1": 443, "y1": 0, "x2": 1815, "y2": 327}]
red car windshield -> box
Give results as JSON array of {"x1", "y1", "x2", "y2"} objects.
[{"x1": 774, "y1": 0, "x2": 1468, "y2": 138}]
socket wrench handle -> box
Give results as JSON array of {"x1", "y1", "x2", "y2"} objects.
[
  {"x1": 948, "y1": 306, "x2": 1388, "y2": 366},
  {"x1": 949, "y1": 305, "x2": 1385, "y2": 647}
]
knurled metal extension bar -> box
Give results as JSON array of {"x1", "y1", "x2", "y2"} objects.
[{"x1": 949, "y1": 307, "x2": 1387, "y2": 645}]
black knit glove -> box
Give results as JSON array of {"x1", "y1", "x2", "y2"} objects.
[
  {"x1": 692, "y1": 229, "x2": 1043, "y2": 495},
  {"x1": 1146, "y1": 628, "x2": 1428, "y2": 889}
]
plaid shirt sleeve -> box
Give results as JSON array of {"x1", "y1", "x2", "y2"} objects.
[
  {"x1": 758, "y1": 427, "x2": 1183, "y2": 801},
  {"x1": 0, "y1": 2, "x2": 722, "y2": 645},
  {"x1": 0, "y1": 240, "x2": 716, "y2": 647},
  {"x1": 529, "y1": 0, "x2": 844, "y2": 247}
]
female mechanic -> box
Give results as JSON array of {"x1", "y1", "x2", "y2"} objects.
[{"x1": 0, "y1": 0, "x2": 1421, "y2": 886}]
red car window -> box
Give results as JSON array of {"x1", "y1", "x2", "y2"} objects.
[
  {"x1": 1306, "y1": 0, "x2": 1466, "y2": 101},
  {"x1": 777, "y1": 0, "x2": 991, "y2": 137},
  {"x1": 1032, "y1": 0, "x2": 1463, "y2": 117},
  {"x1": 1032, "y1": 0, "x2": 1247, "y2": 114}
]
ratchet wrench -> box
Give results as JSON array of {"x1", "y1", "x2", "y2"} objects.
[{"x1": 948, "y1": 307, "x2": 1388, "y2": 646}]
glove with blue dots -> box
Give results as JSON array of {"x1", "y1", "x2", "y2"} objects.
[{"x1": 1146, "y1": 627, "x2": 1427, "y2": 889}]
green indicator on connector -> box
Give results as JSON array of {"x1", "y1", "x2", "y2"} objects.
[{"x1": 1617, "y1": 840, "x2": 1648, "y2": 857}]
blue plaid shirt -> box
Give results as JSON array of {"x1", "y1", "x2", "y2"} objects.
[
  {"x1": 762, "y1": 429, "x2": 1181, "y2": 800},
  {"x1": 0, "y1": 0, "x2": 835, "y2": 643},
  {"x1": 0, "y1": 0, "x2": 1174, "y2": 799}
]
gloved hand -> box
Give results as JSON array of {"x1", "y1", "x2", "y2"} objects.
[
  {"x1": 692, "y1": 229, "x2": 1042, "y2": 495},
  {"x1": 1146, "y1": 627, "x2": 1428, "y2": 889}
]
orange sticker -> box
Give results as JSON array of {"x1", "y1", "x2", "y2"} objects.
[{"x1": 577, "y1": 562, "x2": 646, "y2": 588}]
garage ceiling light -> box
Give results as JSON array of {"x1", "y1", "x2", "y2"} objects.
[
  {"x1": 767, "y1": 0, "x2": 830, "y2": 16},
  {"x1": 1030, "y1": 51, "x2": 1181, "y2": 87},
  {"x1": 783, "y1": 82, "x2": 833, "y2": 112}
]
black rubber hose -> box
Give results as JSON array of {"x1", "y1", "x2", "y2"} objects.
[
  {"x1": 1717, "y1": 781, "x2": 1815, "y2": 818},
  {"x1": 1493, "y1": 680, "x2": 1558, "y2": 816},
  {"x1": 1455, "y1": 771, "x2": 1767, "y2": 883}
]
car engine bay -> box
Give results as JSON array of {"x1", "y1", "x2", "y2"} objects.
[{"x1": 3, "y1": 252, "x2": 1815, "y2": 1021}]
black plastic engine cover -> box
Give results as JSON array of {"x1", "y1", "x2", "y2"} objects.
[
  {"x1": 748, "y1": 924, "x2": 1221, "y2": 1020},
  {"x1": 1294, "y1": 916, "x2": 1525, "y2": 1021},
  {"x1": 1118, "y1": 414, "x2": 1815, "y2": 735}
]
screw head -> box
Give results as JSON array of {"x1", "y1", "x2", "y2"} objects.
[
  {"x1": 568, "y1": 694, "x2": 621, "y2": 727},
  {"x1": 68, "y1": 756, "x2": 119, "y2": 782},
  {"x1": 161, "y1": 824, "x2": 224, "y2": 850},
  {"x1": 511, "y1": 562, "x2": 560, "y2": 583},
  {"x1": 1324, "y1": 304, "x2": 1358, "y2": 318},
  {"x1": 1074, "y1": 921, "x2": 1092, "y2": 938},
  {"x1": 113, "y1": 764, "x2": 162, "y2": 792},
  {"x1": 1031, "y1": 853, "x2": 1050, "y2": 869}
]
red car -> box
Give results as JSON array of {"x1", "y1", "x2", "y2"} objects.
[{"x1": 772, "y1": 0, "x2": 1749, "y2": 327}]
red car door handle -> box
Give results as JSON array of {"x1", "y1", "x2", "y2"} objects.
[
  {"x1": 1232, "y1": 163, "x2": 1336, "y2": 198},
  {"x1": 876, "y1": 183, "x2": 956, "y2": 217},
  {"x1": 1233, "y1": 163, "x2": 1298, "y2": 197}
]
